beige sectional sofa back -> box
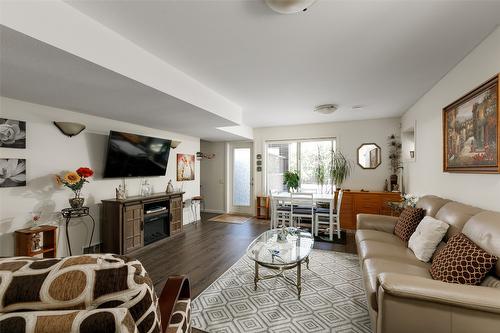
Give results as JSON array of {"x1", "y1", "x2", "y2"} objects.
[{"x1": 416, "y1": 195, "x2": 500, "y2": 278}]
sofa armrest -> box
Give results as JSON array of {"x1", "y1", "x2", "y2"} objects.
[
  {"x1": 158, "y1": 275, "x2": 191, "y2": 332},
  {"x1": 378, "y1": 272, "x2": 500, "y2": 314},
  {"x1": 356, "y1": 214, "x2": 398, "y2": 233}
]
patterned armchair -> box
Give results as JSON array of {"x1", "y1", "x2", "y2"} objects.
[{"x1": 0, "y1": 254, "x2": 191, "y2": 333}]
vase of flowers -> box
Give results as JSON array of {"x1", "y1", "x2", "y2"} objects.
[{"x1": 56, "y1": 167, "x2": 94, "y2": 209}]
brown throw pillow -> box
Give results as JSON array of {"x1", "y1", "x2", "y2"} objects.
[
  {"x1": 430, "y1": 233, "x2": 498, "y2": 285},
  {"x1": 394, "y1": 207, "x2": 425, "y2": 241}
]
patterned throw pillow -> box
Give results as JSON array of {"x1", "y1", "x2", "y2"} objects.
[
  {"x1": 430, "y1": 233, "x2": 498, "y2": 285},
  {"x1": 394, "y1": 207, "x2": 425, "y2": 241}
]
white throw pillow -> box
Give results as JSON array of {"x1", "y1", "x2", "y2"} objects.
[{"x1": 408, "y1": 216, "x2": 449, "y2": 262}]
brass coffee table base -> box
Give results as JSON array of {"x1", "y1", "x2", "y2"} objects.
[{"x1": 253, "y1": 256, "x2": 310, "y2": 300}]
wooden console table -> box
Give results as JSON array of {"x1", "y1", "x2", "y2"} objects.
[
  {"x1": 101, "y1": 192, "x2": 184, "y2": 255},
  {"x1": 338, "y1": 191, "x2": 402, "y2": 230}
]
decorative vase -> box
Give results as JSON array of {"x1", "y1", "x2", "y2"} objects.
[{"x1": 69, "y1": 197, "x2": 84, "y2": 209}]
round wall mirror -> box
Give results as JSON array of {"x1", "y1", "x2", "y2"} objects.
[{"x1": 357, "y1": 143, "x2": 381, "y2": 169}]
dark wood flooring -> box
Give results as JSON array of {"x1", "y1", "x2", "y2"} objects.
[{"x1": 134, "y1": 213, "x2": 356, "y2": 298}]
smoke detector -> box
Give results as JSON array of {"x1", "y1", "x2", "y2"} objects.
[
  {"x1": 314, "y1": 104, "x2": 338, "y2": 115},
  {"x1": 265, "y1": 0, "x2": 317, "y2": 14}
]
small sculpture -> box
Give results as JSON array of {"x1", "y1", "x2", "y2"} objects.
[
  {"x1": 116, "y1": 184, "x2": 127, "y2": 200},
  {"x1": 166, "y1": 180, "x2": 174, "y2": 193},
  {"x1": 384, "y1": 179, "x2": 389, "y2": 192}
]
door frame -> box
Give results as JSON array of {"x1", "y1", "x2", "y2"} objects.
[{"x1": 227, "y1": 141, "x2": 254, "y2": 216}]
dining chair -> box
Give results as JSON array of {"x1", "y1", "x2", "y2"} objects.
[
  {"x1": 314, "y1": 190, "x2": 343, "y2": 240},
  {"x1": 290, "y1": 192, "x2": 314, "y2": 230},
  {"x1": 271, "y1": 191, "x2": 292, "y2": 229}
]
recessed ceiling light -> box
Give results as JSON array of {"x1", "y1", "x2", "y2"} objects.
[
  {"x1": 314, "y1": 104, "x2": 338, "y2": 115},
  {"x1": 352, "y1": 105, "x2": 365, "y2": 110}
]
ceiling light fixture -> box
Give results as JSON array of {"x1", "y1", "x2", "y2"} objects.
[
  {"x1": 314, "y1": 104, "x2": 338, "y2": 115},
  {"x1": 265, "y1": 0, "x2": 317, "y2": 14},
  {"x1": 170, "y1": 140, "x2": 181, "y2": 149},
  {"x1": 352, "y1": 105, "x2": 365, "y2": 110}
]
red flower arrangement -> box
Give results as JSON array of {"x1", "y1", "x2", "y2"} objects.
[{"x1": 76, "y1": 167, "x2": 94, "y2": 178}]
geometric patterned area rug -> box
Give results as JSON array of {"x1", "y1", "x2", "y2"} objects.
[{"x1": 191, "y1": 250, "x2": 371, "y2": 332}]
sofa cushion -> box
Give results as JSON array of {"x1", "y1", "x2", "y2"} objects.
[
  {"x1": 408, "y1": 216, "x2": 449, "y2": 262},
  {"x1": 0, "y1": 308, "x2": 138, "y2": 333},
  {"x1": 435, "y1": 202, "x2": 483, "y2": 241},
  {"x1": 430, "y1": 233, "x2": 498, "y2": 285},
  {"x1": 416, "y1": 195, "x2": 450, "y2": 217},
  {"x1": 0, "y1": 254, "x2": 160, "y2": 333},
  {"x1": 394, "y1": 207, "x2": 425, "y2": 241},
  {"x1": 357, "y1": 240, "x2": 429, "y2": 268},
  {"x1": 167, "y1": 299, "x2": 191, "y2": 333},
  {"x1": 462, "y1": 211, "x2": 500, "y2": 277},
  {"x1": 362, "y1": 258, "x2": 431, "y2": 310},
  {"x1": 355, "y1": 229, "x2": 405, "y2": 247}
]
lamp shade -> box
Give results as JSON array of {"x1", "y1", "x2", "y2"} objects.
[{"x1": 53, "y1": 122, "x2": 86, "y2": 137}]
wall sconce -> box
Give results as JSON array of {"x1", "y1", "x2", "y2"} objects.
[
  {"x1": 171, "y1": 140, "x2": 181, "y2": 149},
  {"x1": 53, "y1": 122, "x2": 86, "y2": 137}
]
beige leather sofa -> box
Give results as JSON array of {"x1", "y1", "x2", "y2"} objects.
[{"x1": 355, "y1": 195, "x2": 500, "y2": 333}]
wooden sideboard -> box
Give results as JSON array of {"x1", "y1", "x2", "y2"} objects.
[
  {"x1": 338, "y1": 191, "x2": 402, "y2": 230},
  {"x1": 101, "y1": 192, "x2": 184, "y2": 255}
]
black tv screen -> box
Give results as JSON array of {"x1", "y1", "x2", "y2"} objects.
[{"x1": 103, "y1": 131, "x2": 171, "y2": 178}]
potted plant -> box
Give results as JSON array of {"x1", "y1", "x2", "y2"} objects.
[
  {"x1": 56, "y1": 167, "x2": 94, "y2": 209},
  {"x1": 283, "y1": 170, "x2": 300, "y2": 192},
  {"x1": 329, "y1": 150, "x2": 352, "y2": 189}
]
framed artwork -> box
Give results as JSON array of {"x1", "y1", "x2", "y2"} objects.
[
  {"x1": 0, "y1": 158, "x2": 26, "y2": 187},
  {"x1": 0, "y1": 118, "x2": 26, "y2": 149},
  {"x1": 177, "y1": 154, "x2": 195, "y2": 181},
  {"x1": 443, "y1": 74, "x2": 499, "y2": 173}
]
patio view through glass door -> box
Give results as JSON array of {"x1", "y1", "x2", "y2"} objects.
[{"x1": 230, "y1": 142, "x2": 253, "y2": 215}]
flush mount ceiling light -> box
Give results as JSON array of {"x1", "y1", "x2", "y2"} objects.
[
  {"x1": 265, "y1": 0, "x2": 318, "y2": 14},
  {"x1": 53, "y1": 122, "x2": 86, "y2": 137},
  {"x1": 314, "y1": 104, "x2": 338, "y2": 115}
]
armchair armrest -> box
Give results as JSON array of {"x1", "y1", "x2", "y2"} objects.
[
  {"x1": 357, "y1": 214, "x2": 398, "y2": 233},
  {"x1": 378, "y1": 272, "x2": 500, "y2": 314},
  {"x1": 158, "y1": 275, "x2": 191, "y2": 332}
]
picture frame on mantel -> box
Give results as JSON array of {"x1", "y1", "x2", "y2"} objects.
[{"x1": 443, "y1": 74, "x2": 499, "y2": 173}]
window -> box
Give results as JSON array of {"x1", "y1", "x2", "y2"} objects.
[{"x1": 265, "y1": 138, "x2": 336, "y2": 194}]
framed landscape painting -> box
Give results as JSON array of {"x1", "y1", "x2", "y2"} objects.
[{"x1": 443, "y1": 74, "x2": 499, "y2": 173}]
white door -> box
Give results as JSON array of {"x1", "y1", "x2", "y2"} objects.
[{"x1": 229, "y1": 142, "x2": 254, "y2": 215}]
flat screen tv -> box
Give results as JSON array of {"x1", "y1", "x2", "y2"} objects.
[{"x1": 103, "y1": 131, "x2": 171, "y2": 178}]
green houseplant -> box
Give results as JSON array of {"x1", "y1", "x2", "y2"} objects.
[
  {"x1": 283, "y1": 170, "x2": 300, "y2": 192},
  {"x1": 329, "y1": 151, "x2": 352, "y2": 189},
  {"x1": 314, "y1": 147, "x2": 327, "y2": 193}
]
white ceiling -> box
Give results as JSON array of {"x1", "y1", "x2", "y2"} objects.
[
  {"x1": 66, "y1": 0, "x2": 500, "y2": 128},
  {"x1": 0, "y1": 26, "x2": 246, "y2": 141}
]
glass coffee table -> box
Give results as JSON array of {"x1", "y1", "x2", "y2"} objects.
[{"x1": 246, "y1": 227, "x2": 314, "y2": 299}]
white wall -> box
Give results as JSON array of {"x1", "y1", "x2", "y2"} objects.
[
  {"x1": 200, "y1": 140, "x2": 226, "y2": 213},
  {"x1": 401, "y1": 26, "x2": 500, "y2": 211},
  {"x1": 0, "y1": 97, "x2": 200, "y2": 256},
  {"x1": 253, "y1": 118, "x2": 401, "y2": 196}
]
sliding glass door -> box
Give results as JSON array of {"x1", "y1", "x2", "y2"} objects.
[{"x1": 265, "y1": 138, "x2": 336, "y2": 194}]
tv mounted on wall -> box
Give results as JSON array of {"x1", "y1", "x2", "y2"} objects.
[{"x1": 103, "y1": 130, "x2": 172, "y2": 178}]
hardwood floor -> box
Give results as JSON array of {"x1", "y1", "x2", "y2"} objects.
[{"x1": 134, "y1": 213, "x2": 357, "y2": 298}]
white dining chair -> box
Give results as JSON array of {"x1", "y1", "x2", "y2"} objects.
[
  {"x1": 271, "y1": 191, "x2": 292, "y2": 229},
  {"x1": 290, "y1": 192, "x2": 314, "y2": 230},
  {"x1": 314, "y1": 190, "x2": 343, "y2": 240}
]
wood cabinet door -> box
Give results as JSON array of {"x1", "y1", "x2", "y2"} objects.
[
  {"x1": 170, "y1": 196, "x2": 183, "y2": 235},
  {"x1": 123, "y1": 204, "x2": 143, "y2": 253}
]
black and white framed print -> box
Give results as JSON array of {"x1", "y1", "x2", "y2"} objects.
[
  {"x1": 0, "y1": 119, "x2": 26, "y2": 149},
  {"x1": 0, "y1": 158, "x2": 26, "y2": 187}
]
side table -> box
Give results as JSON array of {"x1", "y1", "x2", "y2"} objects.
[
  {"x1": 61, "y1": 207, "x2": 95, "y2": 256},
  {"x1": 15, "y1": 225, "x2": 57, "y2": 258}
]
